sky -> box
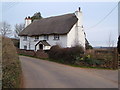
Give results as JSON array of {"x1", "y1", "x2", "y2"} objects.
[{"x1": 0, "y1": 1, "x2": 119, "y2": 47}]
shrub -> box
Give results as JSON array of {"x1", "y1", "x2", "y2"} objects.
[
  {"x1": 49, "y1": 45, "x2": 84, "y2": 64},
  {"x1": 11, "y1": 38, "x2": 19, "y2": 48},
  {"x1": 84, "y1": 55, "x2": 104, "y2": 66}
]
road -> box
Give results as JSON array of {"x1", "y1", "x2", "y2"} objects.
[{"x1": 20, "y1": 56, "x2": 118, "y2": 88}]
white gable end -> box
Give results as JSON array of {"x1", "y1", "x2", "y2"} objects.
[{"x1": 67, "y1": 10, "x2": 85, "y2": 48}]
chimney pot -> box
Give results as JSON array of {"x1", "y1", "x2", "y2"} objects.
[
  {"x1": 79, "y1": 7, "x2": 81, "y2": 11},
  {"x1": 25, "y1": 17, "x2": 27, "y2": 19},
  {"x1": 28, "y1": 16, "x2": 31, "y2": 19},
  {"x1": 25, "y1": 16, "x2": 32, "y2": 27}
]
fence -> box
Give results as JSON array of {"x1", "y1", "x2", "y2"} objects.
[
  {"x1": 86, "y1": 48, "x2": 118, "y2": 69},
  {"x1": 118, "y1": 54, "x2": 120, "y2": 69}
]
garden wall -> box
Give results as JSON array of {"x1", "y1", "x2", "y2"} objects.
[{"x1": 17, "y1": 49, "x2": 48, "y2": 59}]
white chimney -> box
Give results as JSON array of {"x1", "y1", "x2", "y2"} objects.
[
  {"x1": 75, "y1": 7, "x2": 86, "y2": 49},
  {"x1": 75, "y1": 7, "x2": 83, "y2": 26},
  {"x1": 25, "y1": 16, "x2": 32, "y2": 28}
]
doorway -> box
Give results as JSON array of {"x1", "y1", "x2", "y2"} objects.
[{"x1": 39, "y1": 44, "x2": 43, "y2": 50}]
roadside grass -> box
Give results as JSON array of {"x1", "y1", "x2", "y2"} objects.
[{"x1": 19, "y1": 54, "x2": 113, "y2": 70}]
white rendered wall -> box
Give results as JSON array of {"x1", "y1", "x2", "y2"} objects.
[
  {"x1": 67, "y1": 24, "x2": 76, "y2": 47},
  {"x1": 67, "y1": 10, "x2": 85, "y2": 48},
  {"x1": 20, "y1": 36, "x2": 36, "y2": 50},
  {"x1": 20, "y1": 37, "x2": 24, "y2": 49},
  {"x1": 35, "y1": 35, "x2": 67, "y2": 50},
  {"x1": 20, "y1": 35, "x2": 67, "y2": 50},
  {"x1": 47, "y1": 35, "x2": 67, "y2": 48}
]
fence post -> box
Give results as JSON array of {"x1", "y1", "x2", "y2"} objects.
[
  {"x1": 118, "y1": 53, "x2": 120, "y2": 69},
  {"x1": 113, "y1": 48, "x2": 118, "y2": 69}
]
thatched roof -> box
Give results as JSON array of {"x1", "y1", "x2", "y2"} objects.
[{"x1": 19, "y1": 13, "x2": 78, "y2": 36}]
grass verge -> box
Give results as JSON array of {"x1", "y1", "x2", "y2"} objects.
[{"x1": 19, "y1": 54, "x2": 114, "y2": 70}]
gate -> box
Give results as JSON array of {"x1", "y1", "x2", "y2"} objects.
[{"x1": 118, "y1": 54, "x2": 120, "y2": 69}]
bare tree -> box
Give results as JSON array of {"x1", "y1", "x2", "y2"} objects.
[
  {"x1": 108, "y1": 33, "x2": 115, "y2": 48},
  {"x1": 14, "y1": 23, "x2": 25, "y2": 39},
  {"x1": 0, "y1": 22, "x2": 12, "y2": 37}
]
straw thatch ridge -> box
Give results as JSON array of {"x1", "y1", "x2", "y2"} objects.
[{"x1": 19, "y1": 13, "x2": 78, "y2": 36}]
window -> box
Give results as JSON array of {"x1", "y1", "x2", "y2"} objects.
[
  {"x1": 23, "y1": 36, "x2": 27, "y2": 41},
  {"x1": 82, "y1": 25, "x2": 84, "y2": 28},
  {"x1": 44, "y1": 35, "x2": 49, "y2": 40},
  {"x1": 34, "y1": 36, "x2": 39, "y2": 41},
  {"x1": 24, "y1": 45, "x2": 27, "y2": 50},
  {"x1": 54, "y1": 34, "x2": 59, "y2": 40}
]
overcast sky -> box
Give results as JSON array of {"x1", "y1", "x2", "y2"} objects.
[{"x1": 1, "y1": 1, "x2": 118, "y2": 47}]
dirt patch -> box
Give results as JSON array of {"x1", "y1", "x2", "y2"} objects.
[{"x1": 20, "y1": 73, "x2": 24, "y2": 88}]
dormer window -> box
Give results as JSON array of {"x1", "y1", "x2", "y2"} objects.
[
  {"x1": 54, "y1": 34, "x2": 59, "y2": 40},
  {"x1": 23, "y1": 36, "x2": 27, "y2": 41},
  {"x1": 44, "y1": 35, "x2": 49, "y2": 40},
  {"x1": 34, "y1": 36, "x2": 39, "y2": 41}
]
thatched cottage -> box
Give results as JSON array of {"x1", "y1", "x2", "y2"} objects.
[{"x1": 19, "y1": 8, "x2": 86, "y2": 51}]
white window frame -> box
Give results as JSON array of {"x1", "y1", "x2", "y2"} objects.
[
  {"x1": 34, "y1": 36, "x2": 39, "y2": 41},
  {"x1": 44, "y1": 35, "x2": 49, "y2": 40},
  {"x1": 23, "y1": 36, "x2": 27, "y2": 41},
  {"x1": 54, "y1": 34, "x2": 59, "y2": 40}
]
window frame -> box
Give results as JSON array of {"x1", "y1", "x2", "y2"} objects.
[
  {"x1": 44, "y1": 35, "x2": 49, "y2": 40},
  {"x1": 34, "y1": 36, "x2": 39, "y2": 41},
  {"x1": 24, "y1": 45, "x2": 27, "y2": 50},
  {"x1": 23, "y1": 36, "x2": 27, "y2": 41},
  {"x1": 54, "y1": 34, "x2": 60, "y2": 40}
]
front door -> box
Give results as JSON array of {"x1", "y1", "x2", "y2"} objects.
[{"x1": 39, "y1": 44, "x2": 43, "y2": 50}]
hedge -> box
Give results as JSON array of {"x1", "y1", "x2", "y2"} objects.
[{"x1": 2, "y1": 37, "x2": 22, "y2": 88}]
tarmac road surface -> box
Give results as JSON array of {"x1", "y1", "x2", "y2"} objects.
[{"x1": 20, "y1": 56, "x2": 118, "y2": 88}]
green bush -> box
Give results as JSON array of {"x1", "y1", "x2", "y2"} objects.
[
  {"x1": 49, "y1": 45, "x2": 84, "y2": 64},
  {"x1": 84, "y1": 57, "x2": 103, "y2": 66},
  {"x1": 48, "y1": 45, "x2": 115, "y2": 69}
]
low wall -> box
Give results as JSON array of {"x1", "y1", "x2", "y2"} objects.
[
  {"x1": 17, "y1": 49, "x2": 48, "y2": 59},
  {"x1": 36, "y1": 50, "x2": 48, "y2": 59},
  {"x1": 17, "y1": 49, "x2": 35, "y2": 56}
]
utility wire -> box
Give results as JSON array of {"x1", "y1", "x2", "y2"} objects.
[
  {"x1": 2, "y1": 2, "x2": 19, "y2": 13},
  {"x1": 86, "y1": 3, "x2": 118, "y2": 30}
]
